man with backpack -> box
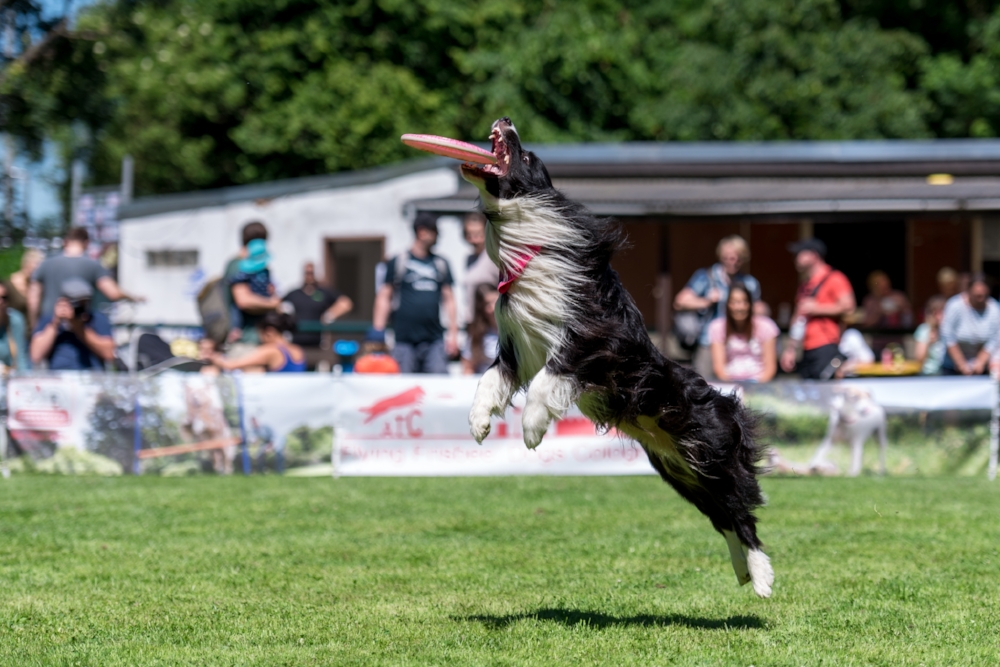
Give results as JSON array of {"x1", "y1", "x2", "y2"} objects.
[
  {"x1": 372, "y1": 214, "x2": 458, "y2": 373},
  {"x1": 781, "y1": 239, "x2": 857, "y2": 379}
]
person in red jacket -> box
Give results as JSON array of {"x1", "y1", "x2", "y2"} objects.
[{"x1": 781, "y1": 239, "x2": 856, "y2": 379}]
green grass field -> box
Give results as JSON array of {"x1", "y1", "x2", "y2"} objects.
[{"x1": 1, "y1": 475, "x2": 998, "y2": 666}]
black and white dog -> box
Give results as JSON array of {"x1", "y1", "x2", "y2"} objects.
[{"x1": 463, "y1": 118, "x2": 774, "y2": 597}]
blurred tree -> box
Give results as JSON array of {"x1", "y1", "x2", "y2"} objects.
[{"x1": 1, "y1": 0, "x2": 990, "y2": 196}]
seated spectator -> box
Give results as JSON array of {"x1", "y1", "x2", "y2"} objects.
[
  {"x1": 282, "y1": 261, "x2": 353, "y2": 366},
  {"x1": 0, "y1": 282, "x2": 30, "y2": 371},
  {"x1": 940, "y1": 275, "x2": 1000, "y2": 376},
  {"x1": 29, "y1": 279, "x2": 115, "y2": 370},
  {"x1": 708, "y1": 283, "x2": 778, "y2": 382},
  {"x1": 354, "y1": 330, "x2": 401, "y2": 374},
  {"x1": 862, "y1": 271, "x2": 912, "y2": 329},
  {"x1": 197, "y1": 338, "x2": 221, "y2": 376},
  {"x1": 914, "y1": 296, "x2": 947, "y2": 376},
  {"x1": 208, "y1": 312, "x2": 306, "y2": 373},
  {"x1": 463, "y1": 283, "x2": 500, "y2": 374}
]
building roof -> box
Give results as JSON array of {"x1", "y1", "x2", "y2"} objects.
[
  {"x1": 529, "y1": 139, "x2": 1000, "y2": 177},
  {"x1": 120, "y1": 138, "x2": 1000, "y2": 220},
  {"x1": 118, "y1": 156, "x2": 452, "y2": 221},
  {"x1": 413, "y1": 176, "x2": 1000, "y2": 218}
]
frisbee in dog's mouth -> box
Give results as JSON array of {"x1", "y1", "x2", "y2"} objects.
[
  {"x1": 401, "y1": 134, "x2": 497, "y2": 165},
  {"x1": 401, "y1": 128, "x2": 510, "y2": 179}
]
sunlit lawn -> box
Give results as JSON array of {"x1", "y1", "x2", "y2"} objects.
[{"x1": 1, "y1": 475, "x2": 997, "y2": 665}]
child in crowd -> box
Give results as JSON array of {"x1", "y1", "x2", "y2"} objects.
[
  {"x1": 354, "y1": 329, "x2": 400, "y2": 374},
  {"x1": 463, "y1": 283, "x2": 500, "y2": 374},
  {"x1": 914, "y1": 296, "x2": 946, "y2": 375},
  {"x1": 229, "y1": 238, "x2": 275, "y2": 301}
]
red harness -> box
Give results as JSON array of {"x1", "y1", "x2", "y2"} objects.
[{"x1": 498, "y1": 245, "x2": 542, "y2": 294}]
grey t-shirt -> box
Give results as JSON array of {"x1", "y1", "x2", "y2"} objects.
[{"x1": 32, "y1": 255, "x2": 110, "y2": 318}]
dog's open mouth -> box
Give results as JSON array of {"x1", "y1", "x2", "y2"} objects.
[{"x1": 461, "y1": 126, "x2": 510, "y2": 180}]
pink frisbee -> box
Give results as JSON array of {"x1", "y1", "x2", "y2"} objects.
[{"x1": 401, "y1": 134, "x2": 497, "y2": 165}]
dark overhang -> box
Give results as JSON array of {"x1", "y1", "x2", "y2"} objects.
[{"x1": 412, "y1": 176, "x2": 1000, "y2": 218}]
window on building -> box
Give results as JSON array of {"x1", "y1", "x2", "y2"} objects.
[{"x1": 146, "y1": 249, "x2": 199, "y2": 268}]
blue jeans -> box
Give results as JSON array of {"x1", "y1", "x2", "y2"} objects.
[{"x1": 393, "y1": 339, "x2": 448, "y2": 374}]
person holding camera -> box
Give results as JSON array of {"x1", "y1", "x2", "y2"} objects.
[{"x1": 30, "y1": 278, "x2": 115, "y2": 371}]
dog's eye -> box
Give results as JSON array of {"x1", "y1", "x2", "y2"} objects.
[{"x1": 522, "y1": 155, "x2": 530, "y2": 164}]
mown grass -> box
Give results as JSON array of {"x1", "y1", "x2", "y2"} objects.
[{"x1": 1, "y1": 475, "x2": 997, "y2": 666}]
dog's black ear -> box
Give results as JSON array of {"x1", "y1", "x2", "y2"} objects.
[{"x1": 522, "y1": 151, "x2": 552, "y2": 188}]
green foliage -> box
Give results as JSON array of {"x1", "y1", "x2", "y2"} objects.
[
  {"x1": 0, "y1": 476, "x2": 998, "y2": 664},
  {"x1": 4, "y1": 0, "x2": 1000, "y2": 195},
  {"x1": 282, "y1": 424, "x2": 333, "y2": 468},
  {"x1": 0, "y1": 245, "x2": 25, "y2": 281}
]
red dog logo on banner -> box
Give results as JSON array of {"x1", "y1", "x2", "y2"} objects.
[{"x1": 359, "y1": 387, "x2": 425, "y2": 424}]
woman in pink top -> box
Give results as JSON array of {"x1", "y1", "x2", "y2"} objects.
[{"x1": 708, "y1": 283, "x2": 779, "y2": 382}]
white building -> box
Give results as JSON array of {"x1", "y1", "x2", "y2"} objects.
[{"x1": 117, "y1": 158, "x2": 470, "y2": 328}]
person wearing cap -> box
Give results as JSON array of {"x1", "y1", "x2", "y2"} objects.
[
  {"x1": 28, "y1": 226, "x2": 142, "y2": 330},
  {"x1": 372, "y1": 213, "x2": 458, "y2": 374},
  {"x1": 781, "y1": 238, "x2": 856, "y2": 379},
  {"x1": 29, "y1": 278, "x2": 115, "y2": 370},
  {"x1": 674, "y1": 235, "x2": 761, "y2": 378},
  {"x1": 229, "y1": 232, "x2": 281, "y2": 346}
]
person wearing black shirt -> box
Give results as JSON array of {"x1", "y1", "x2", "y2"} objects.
[
  {"x1": 372, "y1": 214, "x2": 458, "y2": 373},
  {"x1": 282, "y1": 262, "x2": 353, "y2": 348}
]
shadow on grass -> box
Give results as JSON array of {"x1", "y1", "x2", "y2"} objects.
[{"x1": 463, "y1": 608, "x2": 764, "y2": 631}]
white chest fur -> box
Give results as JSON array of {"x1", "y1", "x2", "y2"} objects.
[{"x1": 485, "y1": 196, "x2": 588, "y2": 383}]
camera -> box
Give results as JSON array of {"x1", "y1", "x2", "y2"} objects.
[{"x1": 70, "y1": 299, "x2": 92, "y2": 323}]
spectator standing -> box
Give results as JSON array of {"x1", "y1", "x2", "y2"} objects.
[
  {"x1": 936, "y1": 267, "x2": 960, "y2": 300},
  {"x1": 780, "y1": 239, "x2": 856, "y2": 379},
  {"x1": 914, "y1": 296, "x2": 947, "y2": 376},
  {"x1": 3, "y1": 248, "x2": 43, "y2": 323},
  {"x1": 674, "y1": 235, "x2": 761, "y2": 377},
  {"x1": 354, "y1": 330, "x2": 401, "y2": 374},
  {"x1": 461, "y1": 212, "x2": 500, "y2": 324},
  {"x1": 224, "y1": 221, "x2": 280, "y2": 347},
  {"x1": 464, "y1": 283, "x2": 500, "y2": 374},
  {"x1": 283, "y1": 262, "x2": 353, "y2": 356},
  {"x1": 372, "y1": 214, "x2": 458, "y2": 374},
  {"x1": 28, "y1": 227, "x2": 141, "y2": 326},
  {"x1": 708, "y1": 283, "x2": 778, "y2": 382},
  {"x1": 209, "y1": 312, "x2": 306, "y2": 373},
  {"x1": 939, "y1": 276, "x2": 1000, "y2": 376},
  {"x1": 0, "y1": 282, "x2": 30, "y2": 371},
  {"x1": 29, "y1": 279, "x2": 115, "y2": 371},
  {"x1": 229, "y1": 238, "x2": 280, "y2": 346}
]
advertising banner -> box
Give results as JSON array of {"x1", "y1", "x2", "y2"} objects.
[
  {"x1": 333, "y1": 375, "x2": 653, "y2": 476},
  {"x1": 3, "y1": 373, "x2": 997, "y2": 479}
]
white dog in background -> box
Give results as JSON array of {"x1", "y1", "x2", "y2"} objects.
[{"x1": 810, "y1": 388, "x2": 887, "y2": 476}]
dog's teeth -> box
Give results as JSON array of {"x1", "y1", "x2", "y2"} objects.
[{"x1": 504, "y1": 155, "x2": 510, "y2": 164}]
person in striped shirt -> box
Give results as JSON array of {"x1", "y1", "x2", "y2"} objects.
[{"x1": 940, "y1": 274, "x2": 1000, "y2": 376}]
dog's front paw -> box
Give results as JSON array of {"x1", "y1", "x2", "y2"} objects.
[
  {"x1": 522, "y1": 404, "x2": 550, "y2": 450},
  {"x1": 469, "y1": 409, "x2": 492, "y2": 444}
]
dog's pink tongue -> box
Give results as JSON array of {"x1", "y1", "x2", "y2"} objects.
[{"x1": 401, "y1": 134, "x2": 497, "y2": 165}]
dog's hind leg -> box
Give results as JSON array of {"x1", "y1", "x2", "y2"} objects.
[
  {"x1": 470, "y1": 366, "x2": 515, "y2": 444},
  {"x1": 522, "y1": 367, "x2": 577, "y2": 449},
  {"x1": 723, "y1": 530, "x2": 751, "y2": 586}
]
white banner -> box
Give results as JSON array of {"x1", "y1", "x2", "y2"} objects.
[{"x1": 332, "y1": 375, "x2": 654, "y2": 476}]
